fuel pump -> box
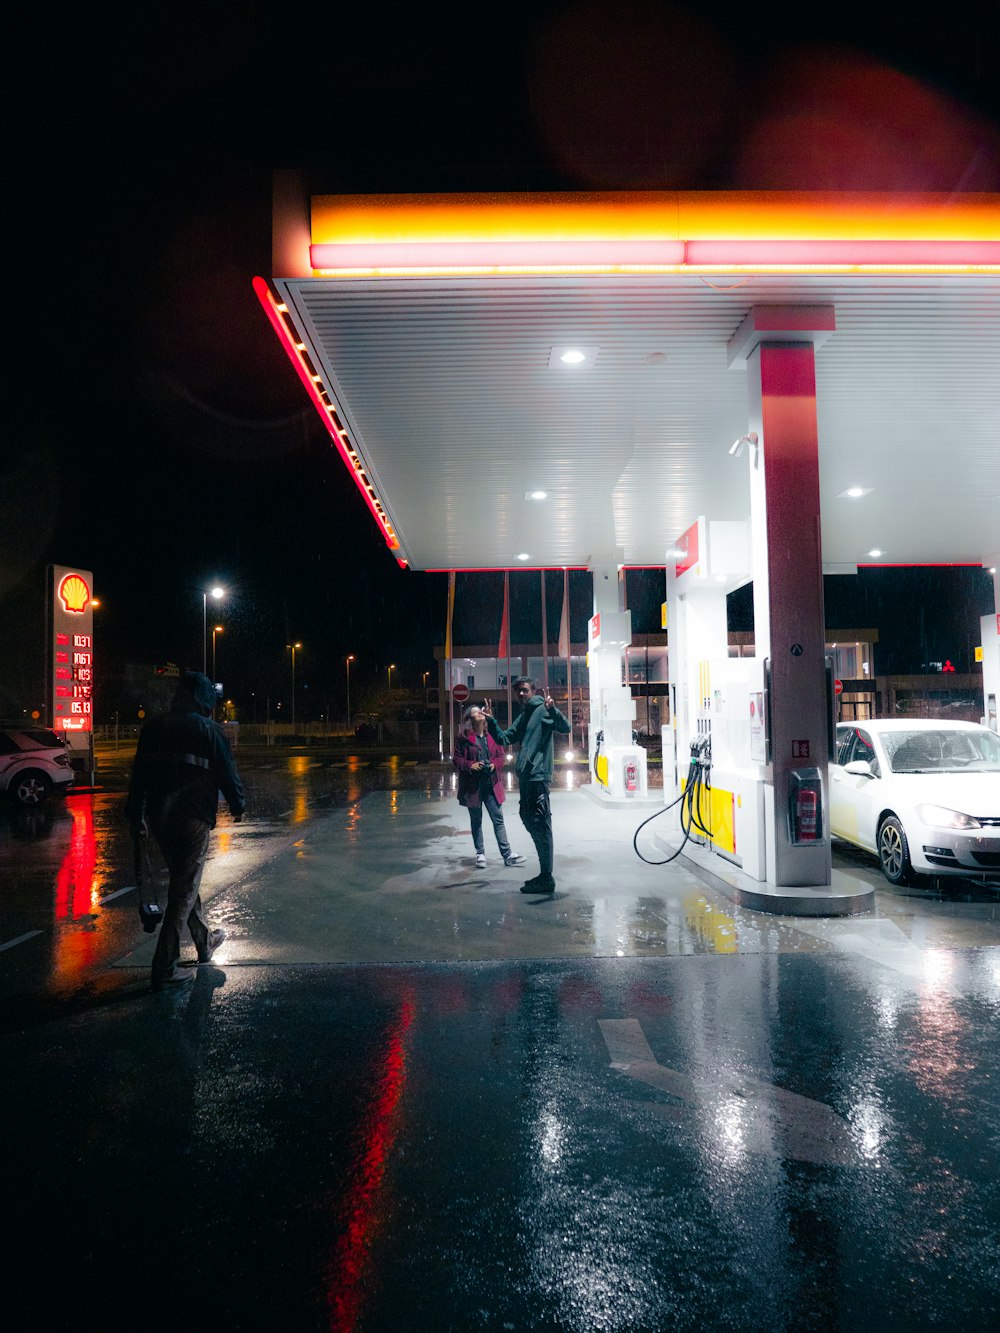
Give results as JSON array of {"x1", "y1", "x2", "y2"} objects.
[{"x1": 633, "y1": 733, "x2": 713, "y2": 864}]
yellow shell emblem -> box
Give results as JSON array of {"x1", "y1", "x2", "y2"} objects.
[{"x1": 58, "y1": 573, "x2": 91, "y2": 613}]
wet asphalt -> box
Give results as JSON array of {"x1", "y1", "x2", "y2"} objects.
[{"x1": 3, "y1": 743, "x2": 999, "y2": 1332}]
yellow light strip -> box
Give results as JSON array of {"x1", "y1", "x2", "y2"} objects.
[{"x1": 311, "y1": 191, "x2": 1000, "y2": 245}]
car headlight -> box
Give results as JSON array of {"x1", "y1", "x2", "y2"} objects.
[{"x1": 916, "y1": 803, "x2": 980, "y2": 830}]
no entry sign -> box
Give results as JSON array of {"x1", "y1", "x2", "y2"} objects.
[{"x1": 452, "y1": 683, "x2": 470, "y2": 703}]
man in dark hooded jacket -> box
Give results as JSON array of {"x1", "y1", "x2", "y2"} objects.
[
  {"x1": 485, "y1": 676, "x2": 570, "y2": 894},
  {"x1": 125, "y1": 671, "x2": 245, "y2": 990}
]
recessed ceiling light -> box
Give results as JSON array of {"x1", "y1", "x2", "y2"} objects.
[
  {"x1": 525, "y1": 490, "x2": 548, "y2": 501},
  {"x1": 867, "y1": 549, "x2": 884, "y2": 558},
  {"x1": 548, "y1": 345, "x2": 599, "y2": 369},
  {"x1": 517, "y1": 552, "x2": 530, "y2": 561},
  {"x1": 838, "y1": 486, "x2": 873, "y2": 499}
]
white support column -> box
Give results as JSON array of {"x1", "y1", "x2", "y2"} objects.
[
  {"x1": 586, "y1": 550, "x2": 649, "y2": 803},
  {"x1": 732, "y1": 308, "x2": 836, "y2": 890}
]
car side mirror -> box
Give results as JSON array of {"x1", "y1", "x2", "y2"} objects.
[{"x1": 844, "y1": 759, "x2": 875, "y2": 778}]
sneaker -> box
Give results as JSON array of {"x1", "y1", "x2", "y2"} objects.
[
  {"x1": 198, "y1": 928, "x2": 226, "y2": 963},
  {"x1": 504, "y1": 854, "x2": 526, "y2": 867},
  {"x1": 520, "y1": 874, "x2": 556, "y2": 894},
  {"x1": 150, "y1": 965, "x2": 195, "y2": 992},
  {"x1": 475, "y1": 853, "x2": 487, "y2": 869}
]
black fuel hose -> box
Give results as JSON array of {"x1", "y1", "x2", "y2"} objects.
[{"x1": 633, "y1": 754, "x2": 713, "y2": 865}]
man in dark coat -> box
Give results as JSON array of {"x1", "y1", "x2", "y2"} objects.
[
  {"x1": 485, "y1": 676, "x2": 571, "y2": 894},
  {"x1": 125, "y1": 671, "x2": 245, "y2": 990}
]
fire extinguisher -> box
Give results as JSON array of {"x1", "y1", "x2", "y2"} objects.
[
  {"x1": 787, "y1": 767, "x2": 824, "y2": 845},
  {"x1": 624, "y1": 756, "x2": 638, "y2": 793}
]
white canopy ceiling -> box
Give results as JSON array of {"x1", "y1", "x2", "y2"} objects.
[{"x1": 268, "y1": 197, "x2": 1000, "y2": 574}]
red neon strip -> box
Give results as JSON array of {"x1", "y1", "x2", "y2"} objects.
[
  {"x1": 426, "y1": 565, "x2": 589, "y2": 573},
  {"x1": 685, "y1": 239, "x2": 1000, "y2": 266},
  {"x1": 311, "y1": 239, "x2": 687, "y2": 269},
  {"x1": 252, "y1": 277, "x2": 400, "y2": 552}
]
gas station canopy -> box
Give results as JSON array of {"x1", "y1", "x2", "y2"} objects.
[{"x1": 257, "y1": 190, "x2": 1000, "y2": 573}]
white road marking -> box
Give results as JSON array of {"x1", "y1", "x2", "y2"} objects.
[
  {"x1": 97, "y1": 886, "x2": 135, "y2": 903},
  {"x1": 600, "y1": 1018, "x2": 860, "y2": 1167},
  {"x1": 0, "y1": 930, "x2": 44, "y2": 952},
  {"x1": 790, "y1": 918, "x2": 964, "y2": 995}
]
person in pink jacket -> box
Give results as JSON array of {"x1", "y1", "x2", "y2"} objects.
[{"x1": 453, "y1": 704, "x2": 526, "y2": 870}]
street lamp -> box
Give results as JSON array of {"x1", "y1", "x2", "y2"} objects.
[
  {"x1": 202, "y1": 586, "x2": 225, "y2": 672},
  {"x1": 212, "y1": 625, "x2": 224, "y2": 681},
  {"x1": 345, "y1": 654, "x2": 355, "y2": 731},
  {"x1": 387, "y1": 663, "x2": 395, "y2": 702},
  {"x1": 287, "y1": 642, "x2": 302, "y2": 733}
]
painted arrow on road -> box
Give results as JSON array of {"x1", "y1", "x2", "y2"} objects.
[{"x1": 600, "y1": 1018, "x2": 861, "y2": 1167}]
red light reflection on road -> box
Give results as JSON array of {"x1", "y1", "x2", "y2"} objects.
[
  {"x1": 54, "y1": 800, "x2": 98, "y2": 921},
  {"x1": 52, "y1": 798, "x2": 102, "y2": 979},
  {"x1": 327, "y1": 994, "x2": 415, "y2": 1332}
]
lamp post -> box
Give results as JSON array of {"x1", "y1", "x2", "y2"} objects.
[
  {"x1": 387, "y1": 663, "x2": 395, "y2": 704},
  {"x1": 202, "y1": 586, "x2": 225, "y2": 672},
  {"x1": 287, "y1": 642, "x2": 302, "y2": 733},
  {"x1": 345, "y1": 654, "x2": 355, "y2": 731},
  {"x1": 212, "y1": 625, "x2": 224, "y2": 682}
]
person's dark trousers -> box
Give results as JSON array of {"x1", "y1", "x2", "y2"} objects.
[
  {"x1": 469, "y1": 789, "x2": 513, "y2": 859},
  {"x1": 149, "y1": 814, "x2": 212, "y2": 980},
  {"x1": 518, "y1": 778, "x2": 553, "y2": 876}
]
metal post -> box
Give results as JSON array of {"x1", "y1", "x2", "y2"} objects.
[
  {"x1": 540, "y1": 569, "x2": 549, "y2": 690},
  {"x1": 563, "y1": 566, "x2": 572, "y2": 745}
]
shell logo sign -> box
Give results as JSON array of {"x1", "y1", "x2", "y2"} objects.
[{"x1": 58, "y1": 572, "x2": 91, "y2": 614}]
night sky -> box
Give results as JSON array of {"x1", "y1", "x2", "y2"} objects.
[{"x1": 3, "y1": 3, "x2": 997, "y2": 722}]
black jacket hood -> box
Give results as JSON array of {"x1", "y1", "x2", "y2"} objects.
[{"x1": 171, "y1": 671, "x2": 217, "y2": 714}]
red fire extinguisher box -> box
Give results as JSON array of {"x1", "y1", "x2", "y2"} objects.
[{"x1": 787, "y1": 767, "x2": 825, "y2": 845}]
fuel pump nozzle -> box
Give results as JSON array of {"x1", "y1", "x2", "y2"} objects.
[{"x1": 690, "y1": 733, "x2": 711, "y2": 766}]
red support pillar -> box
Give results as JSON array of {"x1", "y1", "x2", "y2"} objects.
[{"x1": 745, "y1": 330, "x2": 834, "y2": 887}]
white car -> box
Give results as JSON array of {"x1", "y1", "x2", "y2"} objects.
[
  {"x1": 830, "y1": 719, "x2": 1000, "y2": 886},
  {"x1": 0, "y1": 728, "x2": 76, "y2": 806}
]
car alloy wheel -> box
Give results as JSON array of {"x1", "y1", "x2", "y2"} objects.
[
  {"x1": 878, "y1": 815, "x2": 915, "y2": 886},
  {"x1": 14, "y1": 771, "x2": 51, "y2": 806}
]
